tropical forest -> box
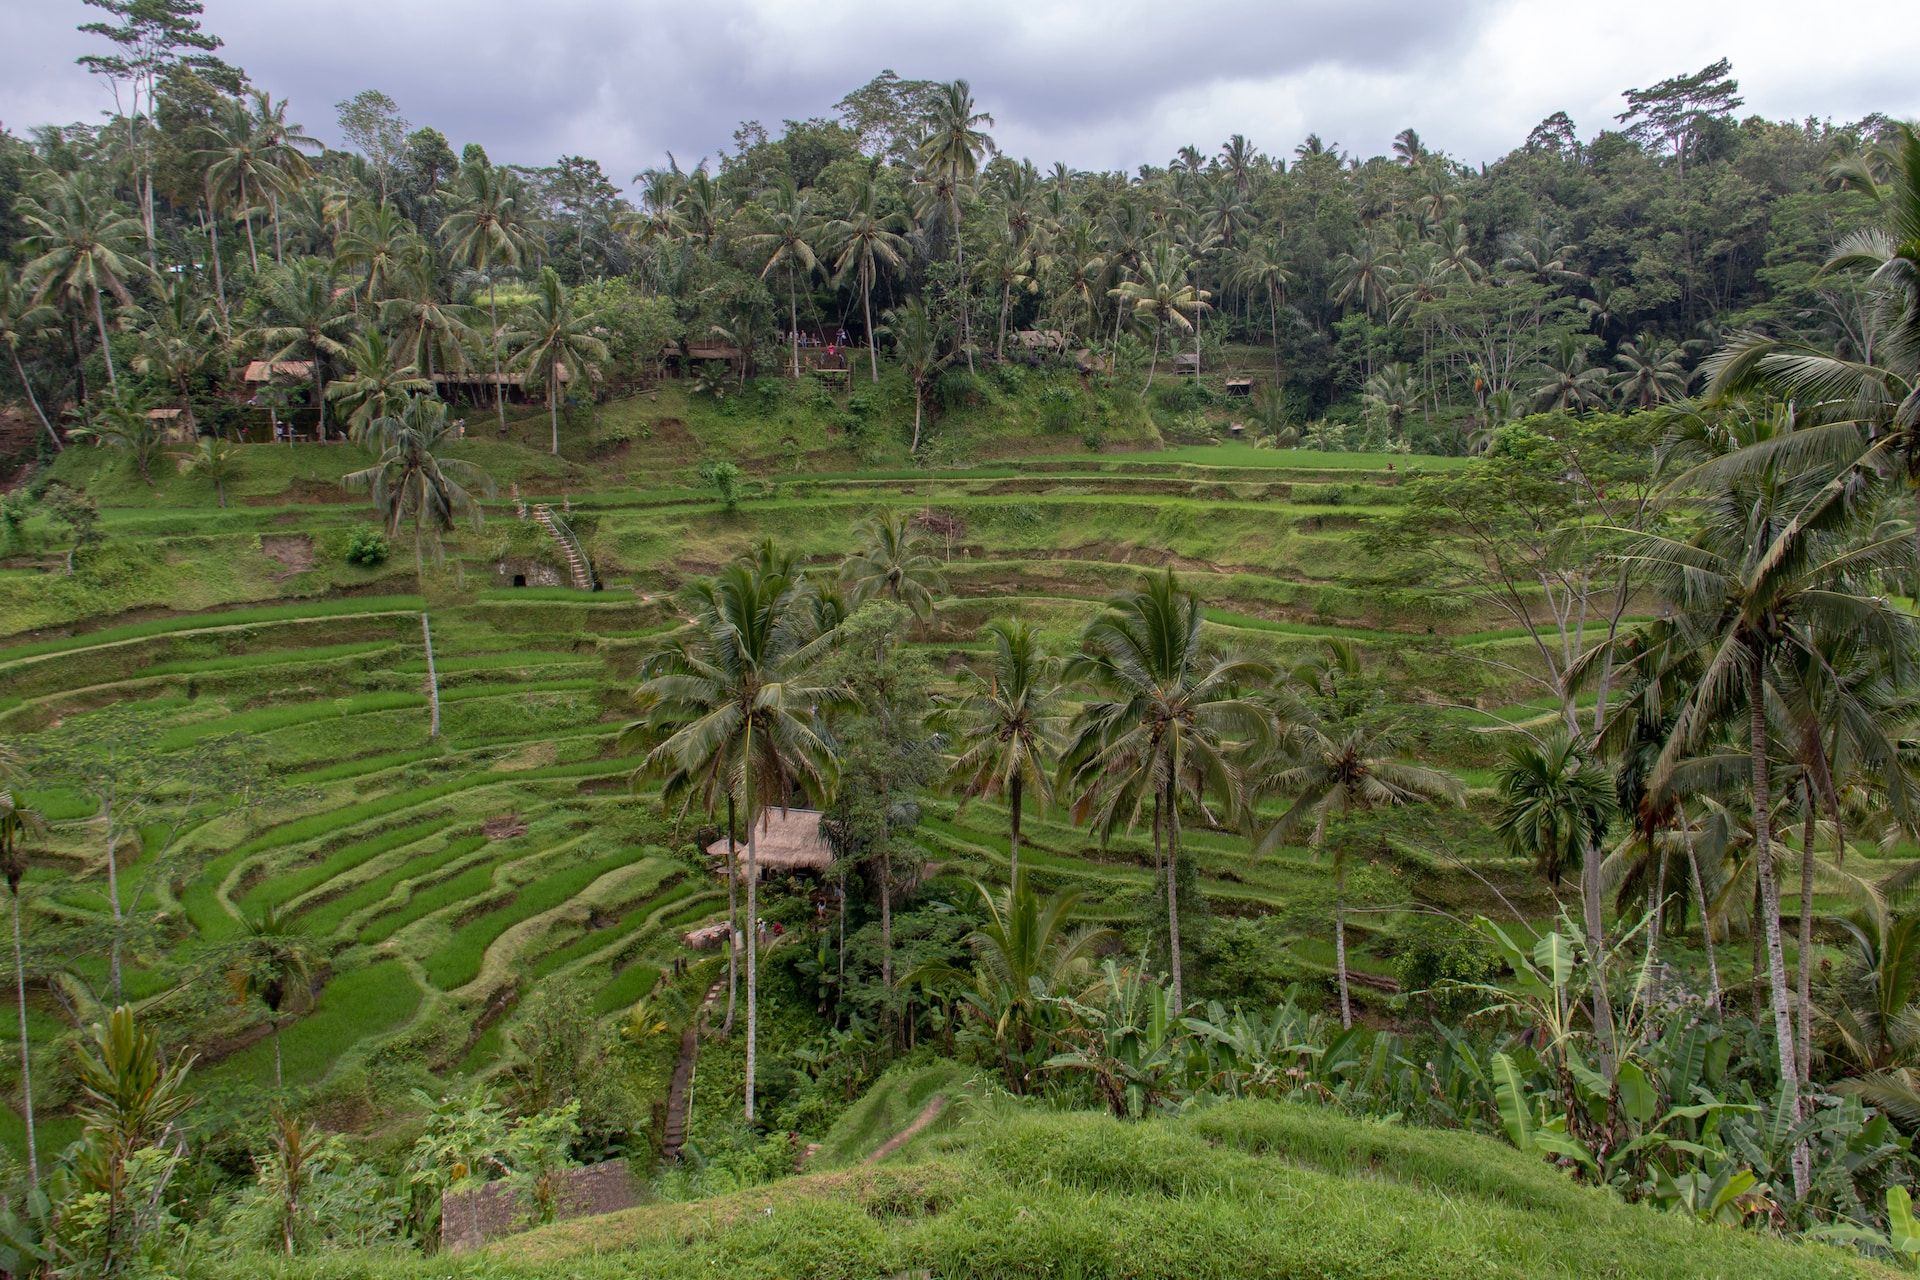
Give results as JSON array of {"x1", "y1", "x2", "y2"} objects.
[{"x1": 2, "y1": 2, "x2": 1920, "y2": 1276}]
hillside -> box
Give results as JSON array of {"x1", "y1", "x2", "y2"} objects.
[{"x1": 216, "y1": 1098, "x2": 1890, "y2": 1280}]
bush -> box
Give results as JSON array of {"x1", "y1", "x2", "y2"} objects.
[
  {"x1": 1038, "y1": 385, "x2": 1076, "y2": 435},
  {"x1": 344, "y1": 527, "x2": 389, "y2": 567},
  {"x1": 1386, "y1": 922, "x2": 1500, "y2": 1023}
]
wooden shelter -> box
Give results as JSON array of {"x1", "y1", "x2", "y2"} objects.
[
  {"x1": 1012, "y1": 329, "x2": 1067, "y2": 352},
  {"x1": 705, "y1": 807, "x2": 833, "y2": 878},
  {"x1": 1226, "y1": 377, "x2": 1253, "y2": 397},
  {"x1": 242, "y1": 359, "x2": 314, "y2": 384},
  {"x1": 146, "y1": 407, "x2": 196, "y2": 443},
  {"x1": 1172, "y1": 352, "x2": 1201, "y2": 375}
]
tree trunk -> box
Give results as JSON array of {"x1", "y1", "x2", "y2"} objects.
[
  {"x1": 744, "y1": 772, "x2": 758, "y2": 1123},
  {"x1": 881, "y1": 849, "x2": 895, "y2": 1042},
  {"x1": 9, "y1": 348, "x2": 59, "y2": 452},
  {"x1": 1164, "y1": 778, "x2": 1183, "y2": 1011},
  {"x1": 216, "y1": 479, "x2": 226, "y2": 508},
  {"x1": 1143, "y1": 322, "x2": 1160, "y2": 395},
  {"x1": 1797, "y1": 790, "x2": 1815, "y2": 1086},
  {"x1": 788, "y1": 272, "x2": 800, "y2": 379},
  {"x1": 996, "y1": 282, "x2": 1011, "y2": 361},
  {"x1": 490, "y1": 281, "x2": 506, "y2": 435},
  {"x1": 1269, "y1": 288, "x2": 1283, "y2": 381},
  {"x1": 910, "y1": 389, "x2": 924, "y2": 453},
  {"x1": 1008, "y1": 773, "x2": 1022, "y2": 884},
  {"x1": 1580, "y1": 824, "x2": 1615, "y2": 1067},
  {"x1": 548, "y1": 380, "x2": 560, "y2": 456},
  {"x1": 864, "y1": 267, "x2": 879, "y2": 383},
  {"x1": 272, "y1": 1019, "x2": 283, "y2": 1091},
  {"x1": 1334, "y1": 853, "x2": 1352, "y2": 1028},
  {"x1": 243, "y1": 192, "x2": 260, "y2": 272},
  {"x1": 421, "y1": 613, "x2": 441, "y2": 738},
  {"x1": 1682, "y1": 803, "x2": 1721, "y2": 1012},
  {"x1": 205, "y1": 200, "x2": 227, "y2": 317},
  {"x1": 105, "y1": 797, "x2": 123, "y2": 1003},
  {"x1": 92, "y1": 286, "x2": 118, "y2": 389},
  {"x1": 1747, "y1": 650, "x2": 1808, "y2": 1201},
  {"x1": 724, "y1": 794, "x2": 738, "y2": 1036},
  {"x1": 11, "y1": 891, "x2": 37, "y2": 1189},
  {"x1": 272, "y1": 194, "x2": 285, "y2": 266}
]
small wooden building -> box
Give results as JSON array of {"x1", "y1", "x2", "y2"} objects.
[
  {"x1": 1012, "y1": 329, "x2": 1067, "y2": 353},
  {"x1": 1173, "y1": 352, "x2": 1201, "y2": 376},
  {"x1": 146, "y1": 407, "x2": 196, "y2": 443},
  {"x1": 705, "y1": 808, "x2": 833, "y2": 878},
  {"x1": 242, "y1": 359, "x2": 315, "y2": 385},
  {"x1": 1226, "y1": 378, "x2": 1253, "y2": 397}
]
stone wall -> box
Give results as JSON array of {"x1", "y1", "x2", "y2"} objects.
[{"x1": 440, "y1": 1158, "x2": 643, "y2": 1253}]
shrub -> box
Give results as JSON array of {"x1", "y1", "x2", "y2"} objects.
[
  {"x1": 1038, "y1": 385, "x2": 1076, "y2": 435},
  {"x1": 344, "y1": 527, "x2": 389, "y2": 567}
]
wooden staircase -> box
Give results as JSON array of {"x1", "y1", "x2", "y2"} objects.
[
  {"x1": 661, "y1": 979, "x2": 725, "y2": 1164},
  {"x1": 531, "y1": 503, "x2": 594, "y2": 590}
]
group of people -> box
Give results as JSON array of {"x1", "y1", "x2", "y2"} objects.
[{"x1": 789, "y1": 329, "x2": 851, "y2": 350}]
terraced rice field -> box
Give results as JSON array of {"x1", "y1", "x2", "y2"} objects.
[{"x1": 1, "y1": 444, "x2": 1626, "y2": 1150}]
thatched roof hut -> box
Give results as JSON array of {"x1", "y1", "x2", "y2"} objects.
[
  {"x1": 705, "y1": 808, "x2": 833, "y2": 877},
  {"x1": 242, "y1": 359, "x2": 314, "y2": 383}
]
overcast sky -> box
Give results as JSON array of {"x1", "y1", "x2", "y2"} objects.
[{"x1": 4, "y1": 0, "x2": 1917, "y2": 193}]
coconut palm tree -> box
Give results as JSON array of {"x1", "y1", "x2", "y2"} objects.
[
  {"x1": 71, "y1": 389, "x2": 163, "y2": 484},
  {"x1": 130, "y1": 279, "x2": 221, "y2": 414},
  {"x1": 1362, "y1": 363, "x2": 1422, "y2": 437},
  {"x1": 228, "y1": 906, "x2": 314, "y2": 1091},
  {"x1": 336, "y1": 200, "x2": 426, "y2": 305},
  {"x1": 904, "y1": 873, "x2": 1109, "y2": 1092},
  {"x1": 825, "y1": 173, "x2": 911, "y2": 382},
  {"x1": 1255, "y1": 697, "x2": 1462, "y2": 1026},
  {"x1": 506, "y1": 267, "x2": 608, "y2": 456},
  {"x1": 380, "y1": 281, "x2": 476, "y2": 384},
  {"x1": 941, "y1": 620, "x2": 1066, "y2": 881},
  {"x1": 840, "y1": 509, "x2": 945, "y2": 620},
  {"x1": 19, "y1": 171, "x2": 148, "y2": 392},
  {"x1": 253, "y1": 257, "x2": 356, "y2": 441},
  {"x1": 1234, "y1": 239, "x2": 1294, "y2": 378},
  {"x1": 1331, "y1": 237, "x2": 1399, "y2": 321},
  {"x1": 1612, "y1": 334, "x2": 1692, "y2": 408},
  {"x1": 738, "y1": 178, "x2": 821, "y2": 379},
  {"x1": 878, "y1": 299, "x2": 950, "y2": 453},
  {"x1": 341, "y1": 395, "x2": 494, "y2": 568},
  {"x1": 635, "y1": 554, "x2": 841, "y2": 1120},
  {"x1": 1622, "y1": 459, "x2": 1912, "y2": 1200},
  {"x1": 0, "y1": 265, "x2": 62, "y2": 449},
  {"x1": 1064, "y1": 570, "x2": 1270, "y2": 1008},
  {"x1": 916, "y1": 80, "x2": 996, "y2": 371},
  {"x1": 326, "y1": 329, "x2": 431, "y2": 441},
  {"x1": 178, "y1": 436, "x2": 242, "y2": 507},
  {"x1": 1532, "y1": 335, "x2": 1611, "y2": 412},
  {"x1": 1109, "y1": 245, "x2": 1208, "y2": 393},
  {"x1": 441, "y1": 161, "x2": 534, "y2": 433},
  {"x1": 1, "y1": 780, "x2": 44, "y2": 1188}
]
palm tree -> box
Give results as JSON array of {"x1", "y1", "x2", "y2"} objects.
[
  {"x1": 904, "y1": 874, "x2": 1109, "y2": 1092},
  {"x1": 130, "y1": 279, "x2": 220, "y2": 414},
  {"x1": 1532, "y1": 335, "x2": 1610, "y2": 412},
  {"x1": 1234, "y1": 239, "x2": 1294, "y2": 378},
  {"x1": 178, "y1": 436, "x2": 243, "y2": 507},
  {"x1": 341, "y1": 396, "x2": 495, "y2": 569},
  {"x1": 1064, "y1": 571, "x2": 1270, "y2": 1008},
  {"x1": 1362, "y1": 363, "x2": 1422, "y2": 437},
  {"x1": 1623, "y1": 460, "x2": 1912, "y2": 1201},
  {"x1": 840, "y1": 509, "x2": 946, "y2": 620},
  {"x1": 0, "y1": 266, "x2": 62, "y2": 450},
  {"x1": 1612, "y1": 334, "x2": 1692, "y2": 408},
  {"x1": 326, "y1": 329, "x2": 431, "y2": 441},
  {"x1": 739, "y1": 178, "x2": 820, "y2": 379},
  {"x1": 227, "y1": 906, "x2": 314, "y2": 1090},
  {"x1": 71, "y1": 389, "x2": 163, "y2": 484},
  {"x1": 1255, "y1": 698, "x2": 1462, "y2": 1026},
  {"x1": 1494, "y1": 734, "x2": 1619, "y2": 887},
  {"x1": 941, "y1": 620, "x2": 1066, "y2": 881},
  {"x1": 506, "y1": 267, "x2": 608, "y2": 456},
  {"x1": 1, "y1": 782, "x2": 44, "y2": 1188},
  {"x1": 19, "y1": 171, "x2": 148, "y2": 392},
  {"x1": 441, "y1": 161, "x2": 534, "y2": 433},
  {"x1": 254, "y1": 258, "x2": 356, "y2": 441},
  {"x1": 1109, "y1": 245, "x2": 1208, "y2": 393},
  {"x1": 336, "y1": 200, "x2": 426, "y2": 305},
  {"x1": 826, "y1": 173, "x2": 911, "y2": 382},
  {"x1": 1331, "y1": 237, "x2": 1399, "y2": 321},
  {"x1": 635, "y1": 556, "x2": 840, "y2": 1120},
  {"x1": 916, "y1": 80, "x2": 996, "y2": 371},
  {"x1": 199, "y1": 93, "x2": 315, "y2": 271},
  {"x1": 878, "y1": 299, "x2": 950, "y2": 453},
  {"x1": 381, "y1": 280, "x2": 476, "y2": 384}
]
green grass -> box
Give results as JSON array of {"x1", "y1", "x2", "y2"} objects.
[
  {"x1": 235, "y1": 818, "x2": 454, "y2": 914},
  {"x1": 419, "y1": 851, "x2": 650, "y2": 990},
  {"x1": 198, "y1": 960, "x2": 423, "y2": 1091},
  {"x1": 0, "y1": 596, "x2": 424, "y2": 659}
]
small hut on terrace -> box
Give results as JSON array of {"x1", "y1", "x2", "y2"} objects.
[{"x1": 705, "y1": 808, "x2": 833, "y2": 879}]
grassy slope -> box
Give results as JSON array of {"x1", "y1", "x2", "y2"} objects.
[{"x1": 221, "y1": 1098, "x2": 1886, "y2": 1280}]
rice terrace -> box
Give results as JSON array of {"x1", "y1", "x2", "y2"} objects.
[{"x1": 1, "y1": 2, "x2": 1920, "y2": 1276}]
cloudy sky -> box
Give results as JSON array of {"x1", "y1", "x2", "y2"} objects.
[{"x1": 4, "y1": 0, "x2": 1917, "y2": 192}]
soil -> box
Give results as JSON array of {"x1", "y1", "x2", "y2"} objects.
[
  {"x1": 484, "y1": 813, "x2": 529, "y2": 840},
  {"x1": 259, "y1": 533, "x2": 315, "y2": 577}
]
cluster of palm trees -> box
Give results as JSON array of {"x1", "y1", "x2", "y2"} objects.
[
  {"x1": 626, "y1": 509, "x2": 1474, "y2": 1120},
  {"x1": 5, "y1": 105, "x2": 607, "y2": 462}
]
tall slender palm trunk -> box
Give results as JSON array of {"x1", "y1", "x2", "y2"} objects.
[
  {"x1": 9, "y1": 348, "x2": 59, "y2": 452},
  {"x1": 204, "y1": 200, "x2": 227, "y2": 318},
  {"x1": 92, "y1": 287, "x2": 118, "y2": 389},
  {"x1": 11, "y1": 890, "x2": 37, "y2": 1189},
  {"x1": 1007, "y1": 774, "x2": 1022, "y2": 883},
  {"x1": 744, "y1": 764, "x2": 759, "y2": 1123},
  {"x1": 787, "y1": 272, "x2": 800, "y2": 378},
  {"x1": 1164, "y1": 778, "x2": 1183, "y2": 1011},
  {"x1": 548, "y1": 382, "x2": 561, "y2": 456},
  {"x1": 489, "y1": 281, "x2": 506, "y2": 435},
  {"x1": 863, "y1": 265, "x2": 879, "y2": 383},
  {"x1": 724, "y1": 794, "x2": 738, "y2": 1035},
  {"x1": 1797, "y1": 791, "x2": 1816, "y2": 1085},
  {"x1": 104, "y1": 798, "x2": 124, "y2": 1003},
  {"x1": 1748, "y1": 651, "x2": 1808, "y2": 1201},
  {"x1": 1679, "y1": 800, "x2": 1721, "y2": 1011},
  {"x1": 1334, "y1": 853, "x2": 1352, "y2": 1028}
]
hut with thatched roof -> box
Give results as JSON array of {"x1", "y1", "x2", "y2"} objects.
[{"x1": 705, "y1": 808, "x2": 833, "y2": 878}]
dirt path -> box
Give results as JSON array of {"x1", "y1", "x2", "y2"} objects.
[{"x1": 862, "y1": 1094, "x2": 947, "y2": 1166}]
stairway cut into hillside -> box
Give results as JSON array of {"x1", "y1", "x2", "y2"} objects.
[{"x1": 531, "y1": 504, "x2": 596, "y2": 590}]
